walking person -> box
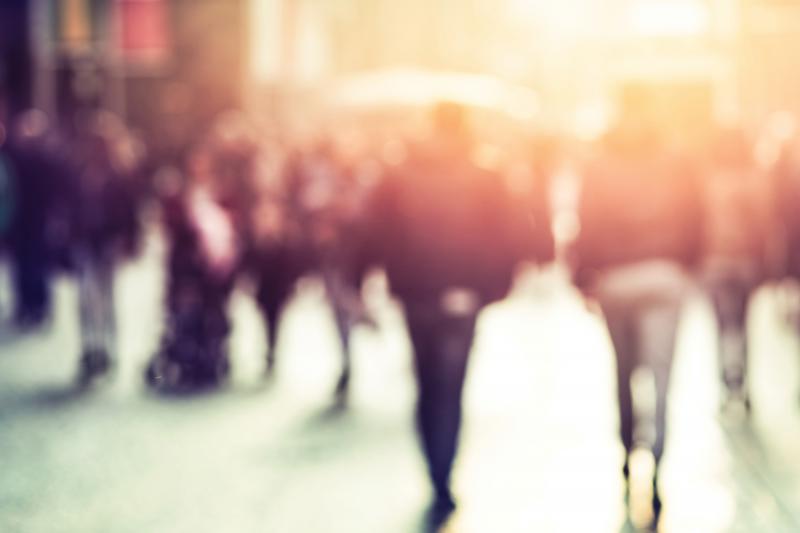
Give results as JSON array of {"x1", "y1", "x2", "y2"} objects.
[
  {"x1": 571, "y1": 111, "x2": 704, "y2": 525},
  {"x1": 146, "y1": 114, "x2": 254, "y2": 391},
  {"x1": 360, "y1": 103, "x2": 554, "y2": 522},
  {"x1": 3, "y1": 110, "x2": 74, "y2": 330},
  {"x1": 71, "y1": 111, "x2": 144, "y2": 386},
  {"x1": 701, "y1": 128, "x2": 776, "y2": 411}
]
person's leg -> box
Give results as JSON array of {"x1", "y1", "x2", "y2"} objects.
[
  {"x1": 710, "y1": 278, "x2": 750, "y2": 407},
  {"x1": 323, "y1": 267, "x2": 357, "y2": 400},
  {"x1": 12, "y1": 240, "x2": 51, "y2": 327},
  {"x1": 263, "y1": 298, "x2": 282, "y2": 374},
  {"x1": 257, "y1": 279, "x2": 291, "y2": 376},
  {"x1": 406, "y1": 306, "x2": 477, "y2": 508},
  {"x1": 77, "y1": 253, "x2": 113, "y2": 385},
  {"x1": 640, "y1": 295, "x2": 683, "y2": 520},
  {"x1": 77, "y1": 253, "x2": 97, "y2": 353},
  {"x1": 209, "y1": 275, "x2": 236, "y2": 374},
  {"x1": 331, "y1": 301, "x2": 352, "y2": 400},
  {"x1": 600, "y1": 300, "x2": 637, "y2": 484},
  {"x1": 97, "y1": 258, "x2": 116, "y2": 362}
]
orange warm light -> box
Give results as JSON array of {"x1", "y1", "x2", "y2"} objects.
[
  {"x1": 60, "y1": 0, "x2": 92, "y2": 49},
  {"x1": 247, "y1": 0, "x2": 743, "y2": 139}
]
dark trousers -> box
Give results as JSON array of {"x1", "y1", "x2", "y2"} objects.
[
  {"x1": 706, "y1": 269, "x2": 755, "y2": 397},
  {"x1": 601, "y1": 300, "x2": 679, "y2": 463},
  {"x1": 11, "y1": 238, "x2": 51, "y2": 324},
  {"x1": 77, "y1": 250, "x2": 116, "y2": 357},
  {"x1": 404, "y1": 303, "x2": 478, "y2": 498}
]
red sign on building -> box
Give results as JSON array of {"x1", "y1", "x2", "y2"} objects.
[{"x1": 117, "y1": 0, "x2": 170, "y2": 64}]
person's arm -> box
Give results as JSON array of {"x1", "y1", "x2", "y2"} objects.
[
  {"x1": 349, "y1": 170, "x2": 396, "y2": 287},
  {"x1": 570, "y1": 161, "x2": 604, "y2": 291}
]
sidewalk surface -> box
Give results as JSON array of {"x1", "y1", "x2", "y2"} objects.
[{"x1": 1, "y1": 234, "x2": 799, "y2": 533}]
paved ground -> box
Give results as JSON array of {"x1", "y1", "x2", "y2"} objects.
[{"x1": 1, "y1": 232, "x2": 799, "y2": 533}]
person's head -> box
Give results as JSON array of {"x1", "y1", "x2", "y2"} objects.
[
  {"x1": 78, "y1": 109, "x2": 144, "y2": 177},
  {"x1": 431, "y1": 101, "x2": 470, "y2": 148},
  {"x1": 192, "y1": 112, "x2": 260, "y2": 201},
  {"x1": 604, "y1": 84, "x2": 661, "y2": 156}
]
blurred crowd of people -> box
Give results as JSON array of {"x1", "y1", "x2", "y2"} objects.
[
  {"x1": 3, "y1": 99, "x2": 800, "y2": 528},
  {"x1": 0, "y1": 108, "x2": 145, "y2": 377}
]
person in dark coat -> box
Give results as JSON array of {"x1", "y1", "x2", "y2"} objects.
[
  {"x1": 247, "y1": 141, "x2": 374, "y2": 402},
  {"x1": 70, "y1": 110, "x2": 145, "y2": 386},
  {"x1": 146, "y1": 114, "x2": 254, "y2": 391},
  {"x1": 701, "y1": 128, "x2": 776, "y2": 412},
  {"x1": 246, "y1": 152, "x2": 311, "y2": 379},
  {"x1": 360, "y1": 102, "x2": 554, "y2": 520},
  {"x1": 572, "y1": 115, "x2": 704, "y2": 526},
  {"x1": 3, "y1": 109, "x2": 75, "y2": 329},
  {"x1": 0, "y1": 125, "x2": 17, "y2": 255}
]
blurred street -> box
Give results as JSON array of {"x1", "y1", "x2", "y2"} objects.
[
  {"x1": 0, "y1": 230, "x2": 798, "y2": 533},
  {"x1": 5, "y1": 1, "x2": 800, "y2": 531}
]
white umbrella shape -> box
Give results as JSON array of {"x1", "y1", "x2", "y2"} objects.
[{"x1": 329, "y1": 68, "x2": 539, "y2": 122}]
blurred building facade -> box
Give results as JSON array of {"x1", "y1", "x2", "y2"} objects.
[
  {"x1": 5, "y1": 0, "x2": 800, "y2": 141},
  {"x1": 1, "y1": 1, "x2": 38, "y2": 124},
  {"x1": 261, "y1": 0, "x2": 800, "y2": 133},
  {"x1": 739, "y1": 0, "x2": 800, "y2": 123},
  {"x1": 1, "y1": 0, "x2": 247, "y2": 160}
]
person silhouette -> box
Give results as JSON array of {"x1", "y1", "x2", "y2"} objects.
[
  {"x1": 572, "y1": 114, "x2": 704, "y2": 525},
  {"x1": 360, "y1": 102, "x2": 554, "y2": 519}
]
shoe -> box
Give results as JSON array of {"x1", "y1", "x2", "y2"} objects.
[
  {"x1": 13, "y1": 307, "x2": 49, "y2": 331},
  {"x1": 77, "y1": 349, "x2": 113, "y2": 388},
  {"x1": 651, "y1": 489, "x2": 662, "y2": 528},
  {"x1": 426, "y1": 489, "x2": 456, "y2": 531},
  {"x1": 721, "y1": 388, "x2": 752, "y2": 417},
  {"x1": 333, "y1": 370, "x2": 350, "y2": 403},
  {"x1": 433, "y1": 487, "x2": 456, "y2": 514},
  {"x1": 622, "y1": 457, "x2": 631, "y2": 505}
]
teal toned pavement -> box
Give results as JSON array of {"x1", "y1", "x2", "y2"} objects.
[{"x1": 0, "y1": 232, "x2": 799, "y2": 532}]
